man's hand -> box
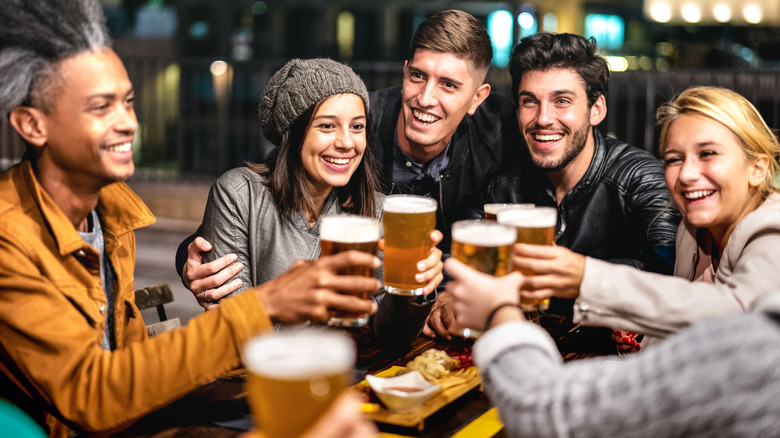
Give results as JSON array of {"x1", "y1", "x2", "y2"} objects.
[
  {"x1": 300, "y1": 390, "x2": 378, "y2": 438},
  {"x1": 254, "y1": 251, "x2": 381, "y2": 324},
  {"x1": 183, "y1": 237, "x2": 244, "y2": 309},
  {"x1": 422, "y1": 290, "x2": 458, "y2": 340}
]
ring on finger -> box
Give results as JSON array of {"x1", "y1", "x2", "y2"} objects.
[{"x1": 205, "y1": 290, "x2": 211, "y2": 301}]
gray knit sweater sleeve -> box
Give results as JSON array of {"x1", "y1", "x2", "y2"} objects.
[{"x1": 475, "y1": 310, "x2": 780, "y2": 438}]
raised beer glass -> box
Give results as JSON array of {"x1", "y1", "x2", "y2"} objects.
[
  {"x1": 243, "y1": 328, "x2": 355, "y2": 438},
  {"x1": 483, "y1": 203, "x2": 534, "y2": 221},
  {"x1": 382, "y1": 194, "x2": 437, "y2": 296},
  {"x1": 451, "y1": 219, "x2": 516, "y2": 337},
  {"x1": 497, "y1": 206, "x2": 557, "y2": 312},
  {"x1": 319, "y1": 214, "x2": 380, "y2": 327}
]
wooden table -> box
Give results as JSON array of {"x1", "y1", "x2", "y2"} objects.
[{"x1": 118, "y1": 316, "x2": 612, "y2": 438}]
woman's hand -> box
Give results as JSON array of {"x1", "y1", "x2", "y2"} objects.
[
  {"x1": 445, "y1": 258, "x2": 524, "y2": 332},
  {"x1": 512, "y1": 243, "x2": 586, "y2": 302},
  {"x1": 613, "y1": 330, "x2": 642, "y2": 355}
]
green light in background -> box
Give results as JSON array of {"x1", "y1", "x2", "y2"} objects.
[{"x1": 251, "y1": 1, "x2": 267, "y2": 15}]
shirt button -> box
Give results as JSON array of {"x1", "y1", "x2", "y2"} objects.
[
  {"x1": 76, "y1": 250, "x2": 86, "y2": 257},
  {"x1": 100, "y1": 305, "x2": 105, "y2": 315},
  {"x1": 406, "y1": 161, "x2": 412, "y2": 167}
]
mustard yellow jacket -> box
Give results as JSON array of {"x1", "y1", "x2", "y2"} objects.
[{"x1": 0, "y1": 161, "x2": 272, "y2": 437}]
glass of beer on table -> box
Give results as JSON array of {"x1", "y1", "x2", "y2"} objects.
[
  {"x1": 483, "y1": 203, "x2": 534, "y2": 221},
  {"x1": 319, "y1": 214, "x2": 380, "y2": 327},
  {"x1": 382, "y1": 194, "x2": 437, "y2": 296},
  {"x1": 451, "y1": 219, "x2": 516, "y2": 337},
  {"x1": 497, "y1": 206, "x2": 557, "y2": 312},
  {"x1": 243, "y1": 329, "x2": 355, "y2": 438}
]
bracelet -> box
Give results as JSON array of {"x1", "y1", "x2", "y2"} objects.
[{"x1": 484, "y1": 302, "x2": 521, "y2": 333}]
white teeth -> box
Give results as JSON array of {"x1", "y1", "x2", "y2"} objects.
[
  {"x1": 105, "y1": 142, "x2": 131, "y2": 152},
  {"x1": 324, "y1": 157, "x2": 350, "y2": 165},
  {"x1": 534, "y1": 134, "x2": 563, "y2": 142},
  {"x1": 413, "y1": 109, "x2": 438, "y2": 123},
  {"x1": 684, "y1": 190, "x2": 714, "y2": 200}
]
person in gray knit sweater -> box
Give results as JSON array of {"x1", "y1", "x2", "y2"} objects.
[{"x1": 445, "y1": 257, "x2": 780, "y2": 438}]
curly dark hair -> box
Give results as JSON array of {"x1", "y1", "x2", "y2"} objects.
[{"x1": 509, "y1": 32, "x2": 609, "y2": 108}]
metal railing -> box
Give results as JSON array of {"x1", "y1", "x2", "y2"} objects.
[{"x1": 3, "y1": 58, "x2": 779, "y2": 177}]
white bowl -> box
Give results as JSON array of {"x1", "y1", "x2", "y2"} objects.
[{"x1": 365, "y1": 371, "x2": 441, "y2": 412}]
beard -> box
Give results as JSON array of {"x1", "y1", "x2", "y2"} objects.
[{"x1": 527, "y1": 122, "x2": 591, "y2": 171}]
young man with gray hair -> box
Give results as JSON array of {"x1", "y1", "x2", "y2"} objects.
[{"x1": 0, "y1": 1, "x2": 379, "y2": 435}]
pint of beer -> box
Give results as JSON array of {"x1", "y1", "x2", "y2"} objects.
[
  {"x1": 483, "y1": 203, "x2": 534, "y2": 221},
  {"x1": 319, "y1": 214, "x2": 379, "y2": 327},
  {"x1": 243, "y1": 329, "x2": 355, "y2": 438},
  {"x1": 382, "y1": 195, "x2": 437, "y2": 296},
  {"x1": 451, "y1": 219, "x2": 516, "y2": 337},
  {"x1": 497, "y1": 206, "x2": 557, "y2": 311}
]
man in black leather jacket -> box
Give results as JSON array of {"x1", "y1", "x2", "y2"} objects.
[{"x1": 425, "y1": 33, "x2": 682, "y2": 352}]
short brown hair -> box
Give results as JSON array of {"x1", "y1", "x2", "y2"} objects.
[{"x1": 410, "y1": 10, "x2": 493, "y2": 79}]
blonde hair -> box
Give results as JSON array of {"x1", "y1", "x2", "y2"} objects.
[{"x1": 657, "y1": 86, "x2": 780, "y2": 199}]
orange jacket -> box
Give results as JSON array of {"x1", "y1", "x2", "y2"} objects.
[{"x1": 0, "y1": 161, "x2": 272, "y2": 436}]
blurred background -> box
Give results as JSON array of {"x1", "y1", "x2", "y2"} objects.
[{"x1": 2, "y1": 0, "x2": 779, "y2": 323}]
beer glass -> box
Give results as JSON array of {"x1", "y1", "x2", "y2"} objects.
[
  {"x1": 319, "y1": 214, "x2": 380, "y2": 327},
  {"x1": 497, "y1": 206, "x2": 557, "y2": 312},
  {"x1": 382, "y1": 195, "x2": 437, "y2": 296},
  {"x1": 483, "y1": 203, "x2": 534, "y2": 221},
  {"x1": 451, "y1": 219, "x2": 516, "y2": 337},
  {"x1": 243, "y1": 328, "x2": 355, "y2": 438}
]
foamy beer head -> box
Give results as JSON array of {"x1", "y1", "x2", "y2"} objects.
[
  {"x1": 483, "y1": 203, "x2": 534, "y2": 221},
  {"x1": 451, "y1": 220, "x2": 515, "y2": 276},
  {"x1": 497, "y1": 206, "x2": 557, "y2": 246},
  {"x1": 320, "y1": 214, "x2": 380, "y2": 267},
  {"x1": 243, "y1": 329, "x2": 355, "y2": 438},
  {"x1": 382, "y1": 195, "x2": 437, "y2": 295}
]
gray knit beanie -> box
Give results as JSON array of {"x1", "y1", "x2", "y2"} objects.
[{"x1": 258, "y1": 58, "x2": 370, "y2": 145}]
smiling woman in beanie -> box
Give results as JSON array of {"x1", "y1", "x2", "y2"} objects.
[{"x1": 193, "y1": 59, "x2": 443, "y2": 343}]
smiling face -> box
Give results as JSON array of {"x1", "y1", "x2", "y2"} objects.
[
  {"x1": 301, "y1": 93, "x2": 367, "y2": 195},
  {"x1": 663, "y1": 114, "x2": 766, "y2": 243},
  {"x1": 398, "y1": 49, "x2": 489, "y2": 163},
  {"x1": 516, "y1": 68, "x2": 605, "y2": 173},
  {"x1": 31, "y1": 49, "x2": 137, "y2": 192}
]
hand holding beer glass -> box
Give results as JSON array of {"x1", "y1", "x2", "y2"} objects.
[
  {"x1": 450, "y1": 219, "x2": 516, "y2": 337},
  {"x1": 319, "y1": 215, "x2": 380, "y2": 327},
  {"x1": 243, "y1": 329, "x2": 355, "y2": 438},
  {"x1": 497, "y1": 206, "x2": 557, "y2": 312},
  {"x1": 382, "y1": 195, "x2": 438, "y2": 296}
]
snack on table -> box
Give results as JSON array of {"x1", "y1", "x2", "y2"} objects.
[{"x1": 405, "y1": 349, "x2": 459, "y2": 382}]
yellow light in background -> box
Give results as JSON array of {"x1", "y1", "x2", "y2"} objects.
[
  {"x1": 650, "y1": 2, "x2": 672, "y2": 22},
  {"x1": 681, "y1": 4, "x2": 702, "y2": 23},
  {"x1": 639, "y1": 56, "x2": 654, "y2": 70},
  {"x1": 743, "y1": 5, "x2": 762, "y2": 23},
  {"x1": 337, "y1": 11, "x2": 355, "y2": 60},
  {"x1": 606, "y1": 56, "x2": 628, "y2": 72},
  {"x1": 210, "y1": 60, "x2": 228, "y2": 77},
  {"x1": 713, "y1": 4, "x2": 732, "y2": 22}
]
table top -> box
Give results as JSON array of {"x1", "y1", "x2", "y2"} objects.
[{"x1": 117, "y1": 316, "x2": 612, "y2": 438}]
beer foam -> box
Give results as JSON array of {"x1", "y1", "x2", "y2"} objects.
[
  {"x1": 383, "y1": 195, "x2": 437, "y2": 214},
  {"x1": 484, "y1": 203, "x2": 534, "y2": 215},
  {"x1": 497, "y1": 207, "x2": 557, "y2": 228},
  {"x1": 320, "y1": 215, "x2": 379, "y2": 242},
  {"x1": 243, "y1": 330, "x2": 355, "y2": 380},
  {"x1": 452, "y1": 221, "x2": 515, "y2": 246}
]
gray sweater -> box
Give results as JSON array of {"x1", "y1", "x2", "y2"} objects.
[
  {"x1": 200, "y1": 167, "x2": 433, "y2": 343},
  {"x1": 475, "y1": 293, "x2": 780, "y2": 437}
]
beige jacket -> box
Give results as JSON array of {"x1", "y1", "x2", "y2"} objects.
[{"x1": 575, "y1": 193, "x2": 780, "y2": 338}]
